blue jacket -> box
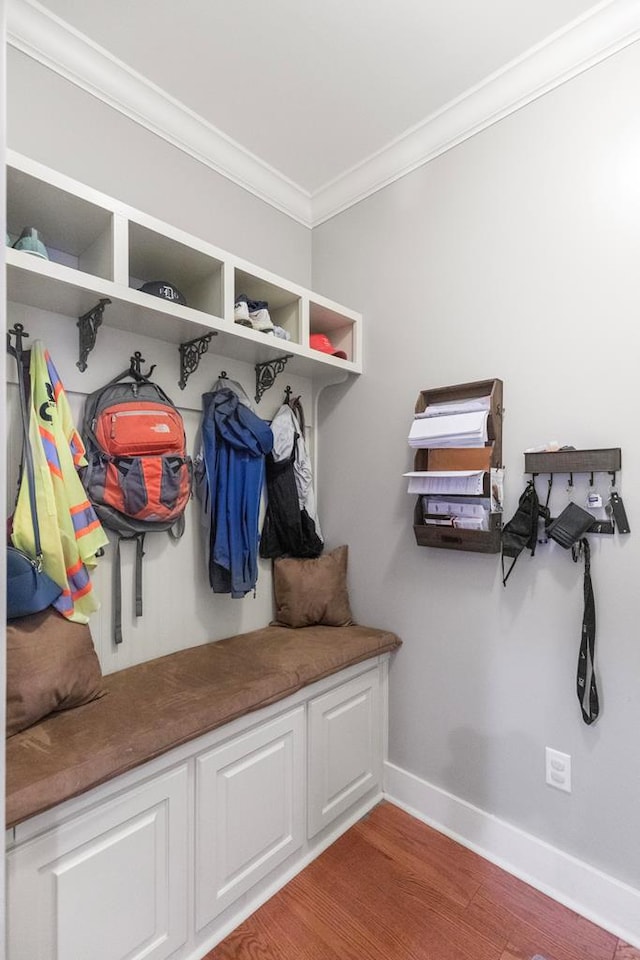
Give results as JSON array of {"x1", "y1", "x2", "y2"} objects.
[{"x1": 197, "y1": 386, "x2": 273, "y2": 597}]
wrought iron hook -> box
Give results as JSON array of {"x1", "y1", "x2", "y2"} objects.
[
  {"x1": 129, "y1": 351, "x2": 156, "y2": 380},
  {"x1": 7, "y1": 323, "x2": 29, "y2": 360}
]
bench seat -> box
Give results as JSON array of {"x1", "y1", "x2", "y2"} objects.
[{"x1": 6, "y1": 623, "x2": 401, "y2": 828}]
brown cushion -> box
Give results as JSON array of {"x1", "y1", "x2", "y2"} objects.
[
  {"x1": 6, "y1": 608, "x2": 105, "y2": 738},
  {"x1": 6, "y1": 623, "x2": 402, "y2": 827},
  {"x1": 273, "y1": 545, "x2": 353, "y2": 628}
]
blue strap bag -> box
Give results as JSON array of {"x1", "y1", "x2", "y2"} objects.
[{"x1": 6, "y1": 324, "x2": 62, "y2": 620}]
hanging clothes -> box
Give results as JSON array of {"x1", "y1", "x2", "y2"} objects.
[
  {"x1": 260, "y1": 400, "x2": 323, "y2": 559},
  {"x1": 11, "y1": 342, "x2": 109, "y2": 622},
  {"x1": 195, "y1": 384, "x2": 273, "y2": 597}
]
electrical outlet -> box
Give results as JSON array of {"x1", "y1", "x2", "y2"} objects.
[{"x1": 545, "y1": 747, "x2": 571, "y2": 793}]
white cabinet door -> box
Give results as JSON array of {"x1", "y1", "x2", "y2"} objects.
[
  {"x1": 195, "y1": 707, "x2": 305, "y2": 931},
  {"x1": 7, "y1": 766, "x2": 188, "y2": 960},
  {"x1": 308, "y1": 667, "x2": 381, "y2": 839}
]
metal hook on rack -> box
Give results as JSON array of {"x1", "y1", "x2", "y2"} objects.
[
  {"x1": 219, "y1": 371, "x2": 228, "y2": 379},
  {"x1": 283, "y1": 385, "x2": 292, "y2": 404},
  {"x1": 7, "y1": 322, "x2": 30, "y2": 361},
  {"x1": 129, "y1": 351, "x2": 156, "y2": 380},
  {"x1": 609, "y1": 471, "x2": 617, "y2": 488}
]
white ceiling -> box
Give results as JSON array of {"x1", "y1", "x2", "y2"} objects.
[
  {"x1": 9, "y1": 0, "x2": 640, "y2": 223},
  {"x1": 19, "y1": 0, "x2": 603, "y2": 189}
]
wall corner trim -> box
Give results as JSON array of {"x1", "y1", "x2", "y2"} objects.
[
  {"x1": 311, "y1": 0, "x2": 640, "y2": 225},
  {"x1": 7, "y1": 0, "x2": 640, "y2": 227},
  {"x1": 6, "y1": 0, "x2": 313, "y2": 227},
  {"x1": 384, "y1": 760, "x2": 640, "y2": 950}
]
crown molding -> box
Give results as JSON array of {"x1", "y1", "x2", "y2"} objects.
[
  {"x1": 7, "y1": 0, "x2": 640, "y2": 230},
  {"x1": 6, "y1": 0, "x2": 313, "y2": 227},
  {"x1": 311, "y1": 0, "x2": 640, "y2": 225}
]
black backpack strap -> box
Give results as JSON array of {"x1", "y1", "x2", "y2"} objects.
[
  {"x1": 113, "y1": 532, "x2": 146, "y2": 644},
  {"x1": 113, "y1": 534, "x2": 123, "y2": 645},
  {"x1": 573, "y1": 538, "x2": 599, "y2": 724},
  {"x1": 135, "y1": 533, "x2": 145, "y2": 618}
]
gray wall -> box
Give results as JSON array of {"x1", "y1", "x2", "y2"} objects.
[
  {"x1": 7, "y1": 48, "x2": 311, "y2": 286},
  {"x1": 313, "y1": 42, "x2": 640, "y2": 887}
]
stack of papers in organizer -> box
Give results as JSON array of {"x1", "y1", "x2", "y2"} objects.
[
  {"x1": 422, "y1": 496, "x2": 491, "y2": 531},
  {"x1": 417, "y1": 396, "x2": 490, "y2": 418},
  {"x1": 404, "y1": 471, "x2": 485, "y2": 495},
  {"x1": 408, "y1": 410, "x2": 488, "y2": 449}
]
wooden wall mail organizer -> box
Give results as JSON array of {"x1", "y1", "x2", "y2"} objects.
[{"x1": 411, "y1": 378, "x2": 503, "y2": 554}]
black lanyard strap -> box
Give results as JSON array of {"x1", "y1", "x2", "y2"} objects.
[{"x1": 573, "y1": 538, "x2": 599, "y2": 725}]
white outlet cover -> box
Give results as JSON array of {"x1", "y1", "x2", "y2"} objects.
[{"x1": 545, "y1": 747, "x2": 572, "y2": 793}]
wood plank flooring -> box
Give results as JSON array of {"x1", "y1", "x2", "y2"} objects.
[{"x1": 204, "y1": 801, "x2": 639, "y2": 960}]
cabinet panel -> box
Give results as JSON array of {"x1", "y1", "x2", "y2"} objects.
[
  {"x1": 7, "y1": 766, "x2": 188, "y2": 960},
  {"x1": 308, "y1": 668, "x2": 381, "y2": 839},
  {"x1": 195, "y1": 707, "x2": 305, "y2": 931}
]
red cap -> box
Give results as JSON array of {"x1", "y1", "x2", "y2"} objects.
[{"x1": 309, "y1": 332, "x2": 347, "y2": 359}]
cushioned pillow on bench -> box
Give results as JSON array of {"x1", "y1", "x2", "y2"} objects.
[{"x1": 6, "y1": 623, "x2": 401, "y2": 828}]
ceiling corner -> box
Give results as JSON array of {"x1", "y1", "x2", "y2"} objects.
[{"x1": 310, "y1": 0, "x2": 640, "y2": 227}]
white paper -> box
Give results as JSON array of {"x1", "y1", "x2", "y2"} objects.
[
  {"x1": 425, "y1": 498, "x2": 487, "y2": 519},
  {"x1": 415, "y1": 396, "x2": 491, "y2": 419},
  {"x1": 453, "y1": 516, "x2": 486, "y2": 531},
  {"x1": 408, "y1": 410, "x2": 488, "y2": 449},
  {"x1": 404, "y1": 470, "x2": 485, "y2": 495}
]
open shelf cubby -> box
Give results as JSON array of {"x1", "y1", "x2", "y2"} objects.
[
  {"x1": 7, "y1": 166, "x2": 113, "y2": 281},
  {"x1": 129, "y1": 221, "x2": 225, "y2": 320}
]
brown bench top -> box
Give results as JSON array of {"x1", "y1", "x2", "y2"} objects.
[{"x1": 6, "y1": 623, "x2": 401, "y2": 828}]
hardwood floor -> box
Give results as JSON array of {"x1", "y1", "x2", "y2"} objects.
[{"x1": 204, "y1": 801, "x2": 639, "y2": 960}]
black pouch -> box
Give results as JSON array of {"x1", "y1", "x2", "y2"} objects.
[
  {"x1": 501, "y1": 480, "x2": 542, "y2": 585},
  {"x1": 547, "y1": 502, "x2": 594, "y2": 549}
]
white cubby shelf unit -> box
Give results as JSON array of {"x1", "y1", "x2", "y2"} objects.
[{"x1": 5, "y1": 151, "x2": 362, "y2": 388}]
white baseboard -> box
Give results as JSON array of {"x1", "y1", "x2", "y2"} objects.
[{"x1": 384, "y1": 760, "x2": 640, "y2": 949}]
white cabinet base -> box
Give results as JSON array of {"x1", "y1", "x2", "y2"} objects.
[
  {"x1": 7, "y1": 767, "x2": 189, "y2": 960},
  {"x1": 6, "y1": 657, "x2": 390, "y2": 960},
  {"x1": 308, "y1": 669, "x2": 381, "y2": 838},
  {"x1": 196, "y1": 707, "x2": 305, "y2": 930}
]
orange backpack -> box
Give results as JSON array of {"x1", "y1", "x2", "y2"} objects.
[{"x1": 81, "y1": 370, "x2": 191, "y2": 643}]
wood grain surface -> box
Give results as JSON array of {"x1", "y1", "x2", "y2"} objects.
[{"x1": 204, "y1": 801, "x2": 640, "y2": 960}]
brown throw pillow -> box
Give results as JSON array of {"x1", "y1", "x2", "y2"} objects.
[
  {"x1": 273, "y1": 545, "x2": 353, "y2": 628},
  {"x1": 6, "y1": 607, "x2": 105, "y2": 738}
]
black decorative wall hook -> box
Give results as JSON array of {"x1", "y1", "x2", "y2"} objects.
[
  {"x1": 129, "y1": 351, "x2": 156, "y2": 380},
  {"x1": 77, "y1": 298, "x2": 111, "y2": 371},
  {"x1": 7, "y1": 322, "x2": 29, "y2": 360},
  {"x1": 178, "y1": 332, "x2": 217, "y2": 390},
  {"x1": 255, "y1": 354, "x2": 293, "y2": 403}
]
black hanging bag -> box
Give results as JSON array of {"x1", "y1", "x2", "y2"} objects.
[{"x1": 501, "y1": 480, "x2": 548, "y2": 585}]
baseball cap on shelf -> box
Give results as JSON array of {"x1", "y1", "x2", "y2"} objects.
[
  {"x1": 13, "y1": 227, "x2": 49, "y2": 260},
  {"x1": 139, "y1": 280, "x2": 187, "y2": 306},
  {"x1": 309, "y1": 332, "x2": 347, "y2": 360}
]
